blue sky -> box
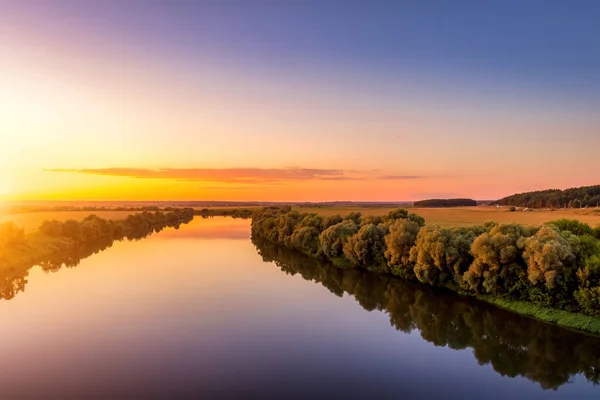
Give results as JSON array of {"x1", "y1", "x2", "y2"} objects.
[{"x1": 1, "y1": 0, "x2": 599, "y2": 200}]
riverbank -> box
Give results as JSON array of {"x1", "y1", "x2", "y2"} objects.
[
  {"x1": 251, "y1": 206, "x2": 600, "y2": 335},
  {"x1": 251, "y1": 234, "x2": 600, "y2": 392},
  {"x1": 478, "y1": 296, "x2": 600, "y2": 335}
]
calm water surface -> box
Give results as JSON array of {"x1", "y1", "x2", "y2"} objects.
[{"x1": 1, "y1": 217, "x2": 599, "y2": 399}]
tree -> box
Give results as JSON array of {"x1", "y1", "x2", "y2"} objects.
[
  {"x1": 275, "y1": 211, "x2": 303, "y2": 247},
  {"x1": 343, "y1": 223, "x2": 387, "y2": 269},
  {"x1": 345, "y1": 212, "x2": 362, "y2": 225},
  {"x1": 298, "y1": 213, "x2": 323, "y2": 230},
  {"x1": 409, "y1": 226, "x2": 480, "y2": 286},
  {"x1": 549, "y1": 219, "x2": 593, "y2": 236},
  {"x1": 384, "y1": 219, "x2": 421, "y2": 278},
  {"x1": 409, "y1": 226, "x2": 453, "y2": 285},
  {"x1": 593, "y1": 224, "x2": 600, "y2": 240},
  {"x1": 39, "y1": 220, "x2": 64, "y2": 237},
  {"x1": 495, "y1": 185, "x2": 600, "y2": 209},
  {"x1": 407, "y1": 213, "x2": 426, "y2": 227},
  {"x1": 290, "y1": 226, "x2": 321, "y2": 256},
  {"x1": 382, "y1": 208, "x2": 409, "y2": 224},
  {"x1": 360, "y1": 215, "x2": 383, "y2": 227},
  {"x1": 61, "y1": 220, "x2": 83, "y2": 242},
  {"x1": 0, "y1": 222, "x2": 25, "y2": 247},
  {"x1": 574, "y1": 255, "x2": 600, "y2": 315},
  {"x1": 319, "y1": 220, "x2": 359, "y2": 258},
  {"x1": 321, "y1": 214, "x2": 343, "y2": 230},
  {"x1": 522, "y1": 226, "x2": 576, "y2": 290},
  {"x1": 413, "y1": 199, "x2": 477, "y2": 207},
  {"x1": 464, "y1": 224, "x2": 529, "y2": 294}
]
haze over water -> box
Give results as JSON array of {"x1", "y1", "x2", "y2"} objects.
[{"x1": 1, "y1": 217, "x2": 598, "y2": 399}]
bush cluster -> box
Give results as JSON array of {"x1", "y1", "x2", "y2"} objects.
[{"x1": 252, "y1": 207, "x2": 600, "y2": 315}]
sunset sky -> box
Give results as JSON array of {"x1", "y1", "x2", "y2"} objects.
[{"x1": 1, "y1": 1, "x2": 599, "y2": 201}]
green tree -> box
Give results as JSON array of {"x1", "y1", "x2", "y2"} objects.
[
  {"x1": 319, "y1": 220, "x2": 359, "y2": 258},
  {"x1": 345, "y1": 212, "x2": 362, "y2": 225},
  {"x1": 522, "y1": 226, "x2": 576, "y2": 290},
  {"x1": 382, "y1": 208, "x2": 409, "y2": 224},
  {"x1": 343, "y1": 223, "x2": 387, "y2": 269},
  {"x1": 384, "y1": 219, "x2": 421, "y2": 278},
  {"x1": 464, "y1": 224, "x2": 529, "y2": 294},
  {"x1": 409, "y1": 226, "x2": 452, "y2": 285},
  {"x1": 321, "y1": 214, "x2": 343, "y2": 230},
  {"x1": 574, "y1": 256, "x2": 600, "y2": 315},
  {"x1": 290, "y1": 226, "x2": 321, "y2": 256},
  {"x1": 549, "y1": 219, "x2": 593, "y2": 236}
]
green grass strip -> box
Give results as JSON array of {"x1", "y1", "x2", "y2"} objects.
[{"x1": 478, "y1": 295, "x2": 600, "y2": 335}]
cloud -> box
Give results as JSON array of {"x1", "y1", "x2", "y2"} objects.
[
  {"x1": 317, "y1": 176, "x2": 363, "y2": 181},
  {"x1": 378, "y1": 175, "x2": 423, "y2": 180},
  {"x1": 46, "y1": 167, "x2": 363, "y2": 184}
]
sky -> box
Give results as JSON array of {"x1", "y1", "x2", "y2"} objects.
[{"x1": 1, "y1": 0, "x2": 599, "y2": 201}]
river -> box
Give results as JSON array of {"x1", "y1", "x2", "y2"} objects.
[{"x1": 0, "y1": 217, "x2": 599, "y2": 399}]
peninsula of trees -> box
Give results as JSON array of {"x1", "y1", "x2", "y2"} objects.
[
  {"x1": 251, "y1": 207, "x2": 600, "y2": 331},
  {"x1": 413, "y1": 198, "x2": 477, "y2": 207},
  {"x1": 496, "y1": 185, "x2": 600, "y2": 209}
]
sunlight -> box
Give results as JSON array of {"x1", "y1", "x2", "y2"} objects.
[{"x1": 0, "y1": 177, "x2": 13, "y2": 198}]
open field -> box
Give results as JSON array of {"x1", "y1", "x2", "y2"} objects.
[
  {"x1": 296, "y1": 206, "x2": 600, "y2": 227},
  {"x1": 3, "y1": 206, "x2": 600, "y2": 232},
  {"x1": 0, "y1": 211, "x2": 139, "y2": 232}
]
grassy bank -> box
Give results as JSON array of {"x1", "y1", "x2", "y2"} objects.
[{"x1": 479, "y1": 295, "x2": 600, "y2": 334}]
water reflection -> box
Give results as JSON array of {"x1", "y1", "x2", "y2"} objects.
[
  {"x1": 0, "y1": 220, "x2": 184, "y2": 301},
  {"x1": 0, "y1": 217, "x2": 251, "y2": 301},
  {"x1": 252, "y1": 236, "x2": 600, "y2": 391}
]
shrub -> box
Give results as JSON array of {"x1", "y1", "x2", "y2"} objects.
[
  {"x1": 549, "y1": 219, "x2": 593, "y2": 236},
  {"x1": 384, "y1": 219, "x2": 421, "y2": 277},
  {"x1": 522, "y1": 226, "x2": 576, "y2": 290},
  {"x1": 319, "y1": 220, "x2": 359, "y2": 258},
  {"x1": 343, "y1": 223, "x2": 387, "y2": 269},
  {"x1": 464, "y1": 224, "x2": 529, "y2": 294}
]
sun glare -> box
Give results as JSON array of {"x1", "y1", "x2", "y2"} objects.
[{"x1": 0, "y1": 180, "x2": 13, "y2": 198}]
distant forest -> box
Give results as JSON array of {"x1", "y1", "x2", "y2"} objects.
[
  {"x1": 413, "y1": 198, "x2": 477, "y2": 207},
  {"x1": 496, "y1": 185, "x2": 600, "y2": 209}
]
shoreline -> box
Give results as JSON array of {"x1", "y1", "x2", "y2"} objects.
[
  {"x1": 477, "y1": 295, "x2": 600, "y2": 336},
  {"x1": 256, "y1": 235, "x2": 600, "y2": 336}
]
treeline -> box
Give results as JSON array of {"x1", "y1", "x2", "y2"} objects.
[
  {"x1": 6, "y1": 205, "x2": 178, "y2": 213},
  {"x1": 252, "y1": 237, "x2": 600, "y2": 390},
  {"x1": 4, "y1": 205, "x2": 256, "y2": 218},
  {"x1": 0, "y1": 209, "x2": 194, "y2": 300},
  {"x1": 496, "y1": 185, "x2": 600, "y2": 208},
  {"x1": 413, "y1": 198, "x2": 477, "y2": 207},
  {"x1": 194, "y1": 208, "x2": 254, "y2": 219},
  {"x1": 251, "y1": 207, "x2": 600, "y2": 318}
]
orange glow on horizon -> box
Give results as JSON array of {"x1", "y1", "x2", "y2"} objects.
[{"x1": 2, "y1": 7, "x2": 599, "y2": 203}]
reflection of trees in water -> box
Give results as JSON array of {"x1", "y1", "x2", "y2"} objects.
[
  {"x1": 0, "y1": 211, "x2": 193, "y2": 301},
  {"x1": 0, "y1": 269, "x2": 29, "y2": 301},
  {"x1": 252, "y1": 235, "x2": 600, "y2": 390}
]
